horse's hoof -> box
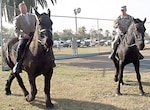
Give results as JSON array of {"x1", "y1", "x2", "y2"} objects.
[
  {"x1": 46, "y1": 103, "x2": 54, "y2": 109},
  {"x1": 5, "y1": 91, "x2": 11, "y2": 95},
  {"x1": 25, "y1": 95, "x2": 30, "y2": 102},
  {"x1": 114, "y1": 77, "x2": 118, "y2": 82},
  {"x1": 25, "y1": 95, "x2": 35, "y2": 102},
  {"x1": 115, "y1": 92, "x2": 122, "y2": 96},
  {"x1": 121, "y1": 82, "x2": 125, "y2": 85},
  {"x1": 24, "y1": 91, "x2": 29, "y2": 97},
  {"x1": 139, "y1": 92, "x2": 145, "y2": 96}
]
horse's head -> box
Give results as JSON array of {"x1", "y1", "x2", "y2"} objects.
[
  {"x1": 34, "y1": 9, "x2": 53, "y2": 51},
  {"x1": 133, "y1": 18, "x2": 146, "y2": 50}
]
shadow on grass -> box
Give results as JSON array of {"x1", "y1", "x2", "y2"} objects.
[
  {"x1": 125, "y1": 80, "x2": 150, "y2": 86},
  {"x1": 119, "y1": 80, "x2": 150, "y2": 96},
  {"x1": 29, "y1": 97, "x2": 125, "y2": 110}
]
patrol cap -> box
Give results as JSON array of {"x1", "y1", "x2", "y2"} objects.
[{"x1": 121, "y1": 5, "x2": 127, "y2": 11}]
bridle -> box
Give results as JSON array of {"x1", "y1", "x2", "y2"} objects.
[
  {"x1": 38, "y1": 21, "x2": 53, "y2": 51},
  {"x1": 34, "y1": 8, "x2": 54, "y2": 52},
  {"x1": 127, "y1": 22, "x2": 144, "y2": 47}
]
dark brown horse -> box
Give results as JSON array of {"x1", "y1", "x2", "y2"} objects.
[
  {"x1": 3, "y1": 9, "x2": 54, "y2": 108},
  {"x1": 112, "y1": 18, "x2": 146, "y2": 96}
]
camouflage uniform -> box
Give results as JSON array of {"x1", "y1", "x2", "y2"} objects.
[
  {"x1": 111, "y1": 14, "x2": 133, "y2": 49},
  {"x1": 114, "y1": 14, "x2": 133, "y2": 35},
  {"x1": 109, "y1": 5, "x2": 133, "y2": 59}
]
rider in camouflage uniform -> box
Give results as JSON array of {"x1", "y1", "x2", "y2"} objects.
[{"x1": 109, "y1": 5, "x2": 144, "y2": 60}]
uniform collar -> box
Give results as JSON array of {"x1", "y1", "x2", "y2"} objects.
[{"x1": 121, "y1": 14, "x2": 128, "y2": 19}]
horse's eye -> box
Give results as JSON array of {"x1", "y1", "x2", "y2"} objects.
[{"x1": 40, "y1": 32, "x2": 45, "y2": 37}]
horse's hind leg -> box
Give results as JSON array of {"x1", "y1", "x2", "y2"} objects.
[
  {"x1": 116, "y1": 61, "x2": 124, "y2": 96},
  {"x1": 44, "y1": 69, "x2": 54, "y2": 109},
  {"x1": 15, "y1": 73, "x2": 29, "y2": 97},
  {"x1": 5, "y1": 72, "x2": 28, "y2": 97},
  {"x1": 133, "y1": 61, "x2": 145, "y2": 95},
  {"x1": 113, "y1": 59, "x2": 122, "y2": 83},
  {"x1": 5, "y1": 73, "x2": 15, "y2": 95}
]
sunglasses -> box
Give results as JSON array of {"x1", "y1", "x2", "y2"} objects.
[{"x1": 121, "y1": 9, "x2": 126, "y2": 11}]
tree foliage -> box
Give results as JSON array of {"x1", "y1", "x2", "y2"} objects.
[
  {"x1": 2, "y1": 0, "x2": 56, "y2": 23},
  {"x1": 78, "y1": 26, "x2": 86, "y2": 38}
]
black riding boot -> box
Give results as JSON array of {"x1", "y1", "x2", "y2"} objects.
[
  {"x1": 108, "y1": 43, "x2": 119, "y2": 60},
  {"x1": 138, "y1": 51, "x2": 144, "y2": 60},
  {"x1": 13, "y1": 61, "x2": 22, "y2": 73},
  {"x1": 108, "y1": 50, "x2": 115, "y2": 59},
  {"x1": 13, "y1": 39, "x2": 28, "y2": 74},
  {"x1": 108, "y1": 48, "x2": 118, "y2": 60},
  {"x1": 108, "y1": 36, "x2": 121, "y2": 60}
]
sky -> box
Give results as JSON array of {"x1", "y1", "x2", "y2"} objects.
[
  {"x1": 37, "y1": 0, "x2": 150, "y2": 34},
  {"x1": 3, "y1": 0, "x2": 150, "y2": 34},
  {"x1": 47, "y1": 0, "x2": 150, "y2": 19}
]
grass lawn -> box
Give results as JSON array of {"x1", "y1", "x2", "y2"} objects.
[
  {"x1": 53, "y1": 45, "x2": 111, "y2": 56},
  {"x1": 0, "y1": 64, "x2": 150, "y2": 110}
]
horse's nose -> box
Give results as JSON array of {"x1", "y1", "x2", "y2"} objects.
[
  {"x1": 139, "y1": 43, "x2": 145, "y2": 50},
  {"x1": 46, "y1": 37, "x2": 53, "y2": 47}
]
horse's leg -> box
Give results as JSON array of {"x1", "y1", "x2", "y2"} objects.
[
  {"x1": 113, "y1": 59, "x2": 119, "y2": 82},
  {"x1": 5, "y1": 72, "x2": 15, "y2": 95},
  {"x1": 116, "y1": 61, "x2": 124, "y2": 96},
  {"x1": 26, "y1": 74, "x2": 37, "y2": 102},
  {"x1": 15, "y1": 73, "x2": 29, "y2": 97},
  {"x1": 44, "y1": 69, "x2": 54, "y2": 108},
  {"x1": 133, "y1": 61, "x2": 145, "y2": 95}
]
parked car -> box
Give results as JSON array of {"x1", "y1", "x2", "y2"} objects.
[
  {"x1": 104, "y1": 40, "x2": 111, "y2": 46},
  {"x1": 145, "y1": 40, "x2": 150, "y2": 44},
  {"x1": 99, "y1": 40, "x2": 106, "y2": 46},
  {"x1": 63, "y1": 42, "x2": 71, "y2": 47}
]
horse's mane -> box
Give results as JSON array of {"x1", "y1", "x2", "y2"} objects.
[
  {"x1": 122, "y1": 21, "x2": 136, "y2": 45},
  {"x1": 30, "y1": 16, "x2": 39, "y2": 54},
  {"x1": 127, "y1": 18, "x2": 143, "y2": 36},
  {"x1": 127, "y1": 21, "x2": 136, "y2": 36}
]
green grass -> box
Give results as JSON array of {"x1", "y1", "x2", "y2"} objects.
[{"x1": 0, "y1": 64, "x2": 150, "y2": 110}]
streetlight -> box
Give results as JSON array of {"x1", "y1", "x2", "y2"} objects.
[{"x1": 72, "y1": 8, "x2": 81, "y2": 55}]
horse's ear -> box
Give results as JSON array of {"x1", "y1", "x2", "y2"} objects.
[
  {"x1": 133, "y1": 18, "x2": 136, "y2": 23},
  {"x1": 34, "y1": 8, "x2": 40, "y2": 18},
  {"x1": 143, "y1": 18, "x2": 146, "y2": 23},
  {"x1": 47, "y1": 9, "x2": 51, "y2": 17},
  {"x1": 51, "y1": 0, "x2": 57, "y2": 5}
]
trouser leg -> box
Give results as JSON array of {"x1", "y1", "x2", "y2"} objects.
[
  {"x1": 13, "y1": 39, "x2": 28, "y2": 73},
  {"x1": 108, "y1": 38, "x2": 120, "y2": 59},
  {"x1": 16, "y1": 39, "x2": 28, "y2": 62}
]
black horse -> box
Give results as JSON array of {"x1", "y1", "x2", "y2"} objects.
[
  {"x1": 112, "y1": 18, "x2": 146, "y2": 96},
  {"x1": 3, "y1": 9, "x2": 54, "y2": 108}
]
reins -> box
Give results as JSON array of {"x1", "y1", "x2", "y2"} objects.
[
  {"x1": 127, "y1": 32, "x2": 141, "y2": 47},
  {"x1": 122, "y1": 22, "x2": 143, "y2": 48}
]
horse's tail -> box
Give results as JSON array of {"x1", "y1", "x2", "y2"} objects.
[{"x1": 2, "y1": 38, "x2": 19, "y2": 69}]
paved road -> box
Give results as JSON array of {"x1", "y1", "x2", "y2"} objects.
[{"x1": 56, "y1": 48, "x2": 150, "y2": 74}]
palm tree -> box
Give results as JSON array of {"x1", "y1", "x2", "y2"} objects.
[{"x1": 2, "y1": 0, "x2": 56, "y2": 22}]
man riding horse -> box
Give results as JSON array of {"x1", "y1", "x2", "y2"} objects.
[
  {"x1": 108, "y1": 5, "x2": 144, "y2": 60},
  {"x1": 13, "y1": 2, "x2": 56, "y2": 73}
]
